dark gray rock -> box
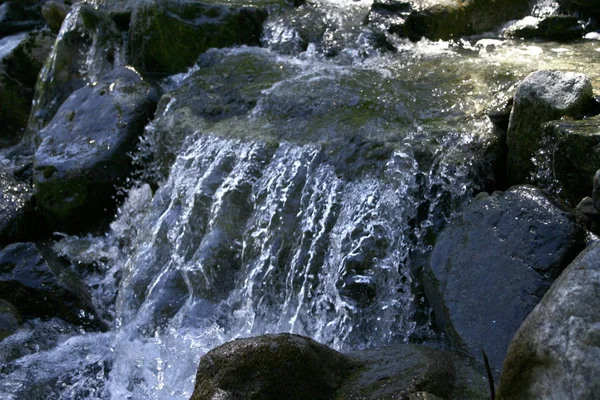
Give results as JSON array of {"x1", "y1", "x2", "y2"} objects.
[
  {"x1": 28, "y1": 3, "x2": 123, "y2": 134},
  {"x1": 540, "y1": 116, "x2": 600, "y2": 206},
  {"x1": 497, "y1": 241, "x2": 600, "y2": 400},
  {"x1": 507, "y1": 70, "x2": 594, "y2": 185},
  {"x1": 42, "y1": 1, "x2": 70, "y2": 33},
  {"x1": 0, "y1": 242, "x2": 93, "y2": 326},
  {"x1": 558, "y1": 0, "x2": 600, "y2": 21},
  {"x1": 0, "y1": 1, "x2": 44, "y2": 39},
  {"x1": 191, "y1": 333, "x2": 358, "y2": 400},
  {"x1": 593, "y1": 169, "x2": 600, "y2": 210},
  {"x1": 128, "y1": 0, "x2": 268, "y2": 76},
  {"x1": 503, "y1": 15, "x2": 585, "y2": 41},
  {"x1": 0, "y1": 30, "x2": 55, "y2": 147},
  {"x1": 426, "y1": 185, "x2": 585, "y2": 371},
  {"x1": 0, "y1": 163, "x2": 34, "y2": 245},
  {"x1": 33, "y1": 66, "x2": 157, "y2": 233},
  {"x1": 0, "y1": 298, "x2": 19, "y2": 341}
]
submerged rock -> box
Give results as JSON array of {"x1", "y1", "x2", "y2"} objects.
[
  {"x1": 497, "y1": 241, "x2": 600, "y2": 399},
  {"x1": 426, "y1": 185, "x2": 585, "y2": 370},
  {"x1": 192, "y1": 333, "x2": 357, "y2": 400},
  {"x1": 128, "y1": 0, "x2": 268, "y2": 76},
  {"x1": 540, "y1": 116, "x2": 600, "y2": 206},
  {"x1": 506, "y1": 70, "x2": 594, "y2": 185},
  {"x1": 33, "y1": 66, "x2": 157, "y2": 233}
]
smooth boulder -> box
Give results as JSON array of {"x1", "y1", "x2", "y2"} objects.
[
  {"x1": 541, "y1": 116, "x2": 600, "y2": 206},
  {"x1": 33, "y1": 66, "x2": 157, "y2": 233},
  {"x1": 497, "y1": 241, "x2": 600, "y2": 399},
  {"x1": 426, "y1": 185, "x2": 585, "y2": 370},
  {"x1": 128, "y1": 0, "x2": 268, "y2": 76},
  {"x1": 192, "y1": 333, "x2": 357, "y2": 400},
  {"x1": 506, "y1": 70, "x2": 594, "y2": 185}
]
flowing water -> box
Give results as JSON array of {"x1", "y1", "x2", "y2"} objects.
[{"x1": 1, "y1": 0, "x2": 600, "y2": 398}]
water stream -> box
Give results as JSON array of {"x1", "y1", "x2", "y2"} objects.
[{"x1": 1, "y1": 0, "x2": 599, "y2": 398}]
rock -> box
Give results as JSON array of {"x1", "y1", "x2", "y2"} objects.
[
  {"x1": 558, "y1": 0, "x2": 600, "y2": 22},
  {"x1": 497, "y1": 241, "x2": 600, "y2": 399},
  {"x1": 540, "y1": 116, "x2": 600, "y2": 206},
  {"x1": 386, "y1": 0, "x2": 532, "y2": 41},
  {"x1": 340, "y1": 345, "x2": 459, "y2": 399},
  {"x1": 28, "y1": 3, "x2": 123, "y2": 134},
  {"x1": 0, "y1": 1, "x2": 43, "y2": 39},
  {"x1": 575, "y1": 197, "x2": 600, "y2": 234},
  {"x1": 33, "y1": 66, "x2": 157, "y2": 233},
  {"x1": 0, "y1": 163, "x2": 35, "y2": 245},
  {"x1": 426, "y1": 185, "x2": 585, "y2": 370},
  {"x1": 0, "y1": 298, "x2": 19, "y2": 341},
  {"x1": 503, "y1": 15, "x2": 585, "y2": 41},
  {"x1": 0, "y1": 242, "x2": 94, "y2": 327},
  {"x1": 42, "y1": 1, "x2": 70, "y2": 33},
  {"x1": 506, "y1": 70, "x2": 594, "y2": 185},
  {"x1": 191, "y1": 333, "x2": 358, "y2": 400},
  {"x1": 128, "y1": 0, "x2": 268, "y2": 76},
  {"x1": 0, "y1": 30, "x2": 55, "y2": 147},
  {"x1": 593, "y1": 169, "x2": 600, "y2": 210}
]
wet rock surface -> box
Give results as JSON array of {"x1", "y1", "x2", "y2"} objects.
[
  {"x1": 426, "y1": 185, "x2": 585, "y2": 370},
  {"x1": 0, "y1": 1, "x2": 44, "y2": 39},
  {"x1": 503, "y1": 15, "x2": 586, "y2": 41},
  {"x1": 128, "y1": 0, "x2": 268, "y2": 76},
  {"x1": 192, "y1": 333, "x2": 358, "y2": 400},
  {"x1": 0, "y1": 242, "x2": 93, "y2": 326},
  {"x1": 507, "y1": 70, "x2": 594, "y2": 185},
  {"x1": 0, "y1": 30, "x2": 55, "y2": 147},
  {"x1": 540, "y1": 116, "x2": 600, "y2": 206},
  {"x1": 33, "y1": 66, "x2": 157, "y2": 233},
  {"x1": 498, "y1": 241, "x2": 600, "y2": 400},
  {"x1": 0, "y1": 298, "x2": 19, "y2": 341},
  {"x1": 0, "y1": 163, "x2": 34, "y2": 245}
]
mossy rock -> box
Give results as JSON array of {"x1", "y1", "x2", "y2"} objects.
[
  {"x1": 192, "y1": 333, "x2": 358, "y2": 400},
  {"x1": 128, "y1": 0, "x2": 269, "y2": 76}
]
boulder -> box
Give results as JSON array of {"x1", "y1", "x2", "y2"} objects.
[
  {"x1": 425, "y1": 185, "x2": 585, "y2": 370},
  {"x1": 594, "y1": 169, "x2": 600, "y2": 210},
  {"x1": 558, "y1": 0, "x2": 600, "y2": 22},
  {"x1": 497, "y1": 241, "x2": 600, "y2": 399},
  {"x1": 0, "y1": 163, "x2": 35, "y2": 245},
  {"x1": 0, "y1": 30, "x2": 55, "y2": 147},
  {"x1": 540, "y1": 116, "x2": 600, "y2": 206},
  {"x1": 506, "y1": 70, "x2": 594, "y2": 185},
  {"x1": 33, "y1": 66, "x2": 157, "y2": 233},
  {"x1": 372, "y1": 0, "x2": 532, "y2": 41},
  {"x1": 128, "y1": 0, "x2": 268, "y2": 76},
  {"x1": 191, "y1": 333, "x2": 358, "y2": 400},
  {"x1": 0, "y1": 242, "x2": 93, "y2": 326},
  {"x1": 0, "y1": 1, "x2": 44, "y2": 39},
  {"x1": 502, "y1": 15, "x2": 585, "y2": 41},
  {"x1": 42, "y1": 1, "x2": 71, "y2": 33},
  {"x1": 0, "y1": 298, "x2": 19, "y2": 341},
  {"x1": 28, "y1": 3, "x2": 123, "y2": 134}
]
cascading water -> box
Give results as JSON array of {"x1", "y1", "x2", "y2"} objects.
[{"x1": 1, "y1": 0, "x2": 600, "y2": 399}]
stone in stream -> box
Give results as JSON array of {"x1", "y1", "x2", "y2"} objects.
[
  {"x1": 497, "y1": 241, "x2": 600, "y2": 400},
  {"x1": 594, "y1": 169, "x2": 600, "y2": 211},
  {"x1": 506, "y1": 70, "x2": 594, "y2": 185},
  {"x1": 192, "y1": 333, "x2": 358, "y2": 400},
  {"x1": 0, "y1": 29, "x2": 55, "y2": 147},
  {"x1": 0, "y1": 1, "x2": 44, "y2": 39},
  {"x1": 0, "y1": 163, "x2": 36, "y2": 245},
  {"x1": 0, "y1": 242, "x2": 95, "y2": 327},
  {"x1": 540, "y1": 116, "x2": 600, "y2": 206},
  {"x1": 365, "y1": 0, "x2": 532, "y2": 42},
  {"x1": 191, "y1": 334, "x2": 490, "y2": 400},
  {"x1": 33, "y1": 66, "x2": 158, "y2": 233},
  {"x1": 502, "y1": 15, "x2": 586, "y2": 41},
  {"x1": 28, "y1": 3, "x2": 123, "y2": 133},
  {"x1": 425, "y1": 185, "x2": 585, "y2": 371},
  {"x1": 41, "y1": 1, "x2": 71, "y2": 33},
  {"x1": 0, "y1": 298, "x2": 20, "y2": 341},
  {"x1": 128, "y1": 0, "x2": 269, "y2": 76}
]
